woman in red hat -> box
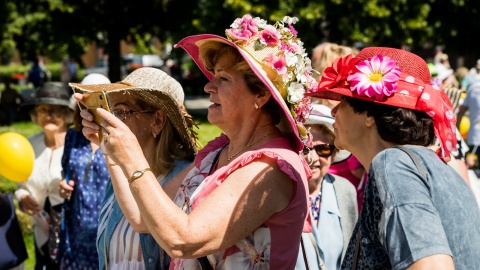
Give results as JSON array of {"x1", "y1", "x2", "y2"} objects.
[{"x1": 309, "y1": 47, "x2": 480, "y2": 269}]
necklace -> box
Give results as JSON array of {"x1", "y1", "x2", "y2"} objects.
[
  {"x1": 227, "y1": 133, "x2": 269, "y2": 161},
  {"x1": 309, "y1": 191, "x2": 322, "y2": 221}
]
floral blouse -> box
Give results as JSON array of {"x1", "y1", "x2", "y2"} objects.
[{"x1": 170, "y1": 134, "x2": 310, "y2": 269}]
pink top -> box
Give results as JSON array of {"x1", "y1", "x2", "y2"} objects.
[{"x1": 170, "y1": 134, "x2": 310, "y2": 269}]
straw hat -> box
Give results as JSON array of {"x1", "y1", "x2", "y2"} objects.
[
  {"x1": 69, "y1": 67, "x2": 197, "y2": 156},
  {"x1": 175, "y1": 14, "x2": 317, "y2": 152},
  {"x1": 309, "y1": 47, "x2": 456, "y2": 161}
]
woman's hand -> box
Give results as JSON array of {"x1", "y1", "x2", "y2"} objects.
[
  {"x1": 58, "y1": 179, "x2": 75, "y2": 199},
  {"x1": 74, "y1": 93, "x2": 101, "y2": 146},
  {"x1": 75, "y1": 92, "x2": 144, "y2": 171},
  {"x1": 18, "y1": 194, "x2": 41, "y2": 215}
]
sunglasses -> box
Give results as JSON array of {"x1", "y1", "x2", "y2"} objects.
[{"x1": 303, "y1": 144, "x2": 336, "y2": 158}]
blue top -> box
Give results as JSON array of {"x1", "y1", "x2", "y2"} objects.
[
  {"x1": 58, "y1": 129, "x2": 110, "y2": 269},
  {"x1": 97, "y1": 159, "x2": 191, "y2": 270},
  {"x1": 296, "y1": 173, "x2": 344, "y2": 270},
  {"x1": 341, "y1": 145, "x2": 480, "y2": 270}
]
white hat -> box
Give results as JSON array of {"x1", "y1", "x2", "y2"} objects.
[
  {"x1": 81, "y1": 73, "x2": 111, "y2": 85},
  {"x1": 305, "y1": 104, "x2": 351, "y2": 163},
  {"x1": 435, "y1": 64, "x2": 453, "y2": 82}
]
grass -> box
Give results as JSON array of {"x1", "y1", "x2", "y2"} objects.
[{"x1": 0, "y1": 115, "x2": 221, "y2": 269}]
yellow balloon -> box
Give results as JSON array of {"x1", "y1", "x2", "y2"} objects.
[
  {"x1": 459, "y1": 116, "x2": 470, "y2": 138},
  {"x1": 0, "y1": 132, "x2": 35, "y2": 183}
]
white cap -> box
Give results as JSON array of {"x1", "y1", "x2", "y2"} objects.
[
  {"x1": 306, "y1": 104, "x2": 352, "y2": 163},
  {"x1": 81, "y1": 73, "x2": 111, "y2": 85}
]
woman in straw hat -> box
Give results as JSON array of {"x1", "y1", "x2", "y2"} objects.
[
  {"x1": 15, "y1": 82, "x2": 74, "y2": 270},
  {"x1": 309, "y1": 47, "x2": 480, "y2": 269},
  {"x1": 76, "y1": 14, "x2": 315, "y2": 269},
  {"x1": 57, "y1": 73, "x2": 112, "y2": 269},
  {"x1": 70, "y1": 68, "x2": 197, "y2": 270},
  {"x1": 296, "y1": 104, "x2": 358, "y2": 270}
]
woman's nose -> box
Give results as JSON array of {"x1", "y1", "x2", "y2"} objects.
[
  {"x1": 204, "y1": 80, "x2": 216, "y2": 94},
  {"x1": 331, "y1": 102, "x2": 340, "y2": 117}
]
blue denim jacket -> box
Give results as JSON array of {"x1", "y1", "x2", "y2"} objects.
[
  {"x1": 341, "y1": 146, "x2": 480, "y2": 270},
  {"x1": 97, "y1": 159, "x2": 191, "y2": 270}
]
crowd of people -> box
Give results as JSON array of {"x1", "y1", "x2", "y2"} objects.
[{"x1": 1, "y1": 13, "x2": 480, "y2": 270}]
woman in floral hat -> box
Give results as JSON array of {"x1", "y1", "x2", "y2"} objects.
[
  {"x1": 309, "y1": 47, "x2": 480, "y2": 269},
  {"x1": 77, "y1": 14, "x2": 315, "y2": 269}
]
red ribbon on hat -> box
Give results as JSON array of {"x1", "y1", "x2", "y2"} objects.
[
  {"x1": 317, "y1": 54, "x2": 457, "y2": 162},
  {"x1": 397, "y1": 73, "x2": 457, "y2": 162}
]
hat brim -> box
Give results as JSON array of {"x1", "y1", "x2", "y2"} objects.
[
  {"x1": 69, "y1": 82, "x2": 197, "y2": 156},
  {"x1": 21, "y1": 97, "x2": 72, "y2": 108},
  {"x1": 175, "y1": 34, "x2": 302, "y2": 152}
]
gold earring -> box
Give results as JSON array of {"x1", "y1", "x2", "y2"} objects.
[
  {"x1": 152, "y1": 131, "x2": 157, "y2": 138},
  {"x1": 254, "y1": 102, "x2": 259, "y2": 110}
]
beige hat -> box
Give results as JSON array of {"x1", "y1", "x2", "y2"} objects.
[{"x1": 69, "y1": 67, "x2": 197, "y2": 156}]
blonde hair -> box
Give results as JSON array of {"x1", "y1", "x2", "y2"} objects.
[
  {"x1": 133, "y1": 95, "x2": 195, "y2": 176},
  {"x1": 312, "y1": 42, "x2": 358, "y2": 81}
]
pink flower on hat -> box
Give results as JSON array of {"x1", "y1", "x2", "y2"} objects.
[
  {"x1": 265, "y1": 54, "x2": 287, "y2": 77},
  {"x1": 259, "y1": 25, "x2": 281, "y2": 46},
  {"x1": 226, "y1": 14, "x2": 264, "y2": 42},
  {"x1": 347, "y1": 54, "x2": 401, "y2": 100}
]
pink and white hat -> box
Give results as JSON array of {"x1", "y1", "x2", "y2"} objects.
[{"x1": 175, "y1": 14, "x2": 317, "y2": 152}]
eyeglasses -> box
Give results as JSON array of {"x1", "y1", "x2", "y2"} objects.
[
  {"x1": 35, "y1": 106, "x2": 66, "y2": 117},
  {"x1": 303, "y1": 144, "x2": 336, "y2": 158},
  {"x1": 111, "y1": 109, "x2": 156, "y2": 121},
  {"x1": 303, "y1": 144, "x2": 336, "y2": 166}
]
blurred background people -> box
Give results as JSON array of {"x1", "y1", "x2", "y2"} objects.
[
  {"x1": 28, "y1": 57, "x2": 49, "y2": 91},
  {"x1": 57, "y1": 73, "x2": 112, "y2": 269},
  {"x1": 71, "y1": 68, "x2": 197, "y2": 270},
  {"x1": 296, "y1": 104, "x2": 357, "y2": 270},
  {"x1": 0, "y1": 79, "x2": 23, "y2": 126},
  {"x1": 15, "y1": 82, "x2": 73, "y2": 270}
]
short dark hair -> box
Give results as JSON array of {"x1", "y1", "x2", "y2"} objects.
[{"x1": 343, "y1": 96, "x2": 435, "y2": 146}]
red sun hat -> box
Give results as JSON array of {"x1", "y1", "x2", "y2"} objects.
[{"x1": 307, "y1": 47, "x2": 457, "y2": 162}]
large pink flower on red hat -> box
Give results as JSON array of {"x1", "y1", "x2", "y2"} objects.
[
  {"x1": 318, "y1": 54, "x2": 361, "y2": 90},
  {"x1": 347, "y1": 54, "x2": 401, "y2": 100}
]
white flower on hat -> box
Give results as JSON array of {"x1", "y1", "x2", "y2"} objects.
[
  {"x1": 225, "y1": 14, "x2": 317, "y2": 146},
  {"x1": 287, "y1": 82, "x2": 305, "y2": 103}
]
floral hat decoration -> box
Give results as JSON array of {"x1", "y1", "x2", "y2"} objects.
[
  {"x1": 308, "y1": 47, "x2": 457, "y2": 161},
  {"x1": 175, "y1": 14, "x2": 318, "y2": 152}
]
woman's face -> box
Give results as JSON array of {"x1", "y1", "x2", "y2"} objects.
[
  {"x1": 203, "y1": 53, "x2": 256, "y2": 131},
  {"x1": 306, "y1": 126, "x2": 335, "y2": 193},
  {"x1": 34, "y1": 104, "x2": 69, "y2": 132},
  {"x1": 331, "y1": 99, "x2": 367, "y2": 153},
  {"x1": 108, "y1": 93, "x2": 157, "y2": 147}
]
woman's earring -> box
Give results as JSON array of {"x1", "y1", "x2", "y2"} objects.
[
  {"x1": 152, "y1": 131, "x2": 157, "y2": 138},
  {"x1": 254, "y1": 102, "x2": 259, "y2": 110}
]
